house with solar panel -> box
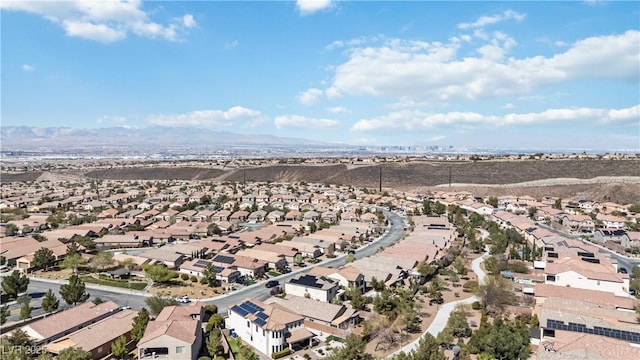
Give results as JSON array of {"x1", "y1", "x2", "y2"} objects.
[
  {"x1": 226, "y1": 298, "x2": 314, "y2": 356},
  {"x1": 284, "y1": 274, "x2": 339, "y2": 303},
  {"x1": 178, "y1": 258, "x2": 241, "y2": 283}
]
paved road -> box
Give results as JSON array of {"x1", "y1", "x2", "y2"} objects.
[
  {"x1": 0, "y1": 276, "x2": 150, "y2": 324},
  {"x1": 203, "y1": 210, "x2": 407, "y2": 313},
  {"x1": 5, "y1": 210, "x2": 407, "y2": 317}
]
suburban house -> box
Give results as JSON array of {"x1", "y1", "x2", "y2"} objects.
[
  {"x1": 309, "y1": 266, "x2": 366, "y2": 293},
  {"x1": 19, "y1": 301, "x2": 121, "y2": 346},
  {"x1": 285, "y1": 274, "x2": 339, "y2": 303},
  {"x1": 225, "y1": 298, "x2": 313, "y2": 357},
  {"x1": 211, "y1": 253, "x2": 268, "y2": 278},
  {"x1": 268, "y1": 295, "x2": 360, "y2": 331},
  {"x1": 178, "y1": 258, "x2": 240, "y2": 283},
  {"x1": 44, "y1": 309, "x2": 137, "y2": 359},
  {"x1": 137, "y1": 302, "x2": 204, "y2": 359}
]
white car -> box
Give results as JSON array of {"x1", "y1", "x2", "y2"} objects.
[{"x1": 176, "y1": 296, "x2": 191, "y2": 304}]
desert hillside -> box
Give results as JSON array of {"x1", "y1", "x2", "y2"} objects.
[{"x1": 2, "y1": 159, "x2": 639, "y2": 203}]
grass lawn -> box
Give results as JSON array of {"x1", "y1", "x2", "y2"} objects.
[
  {"x1": 268, "y1": 270, "x2": 281, "y2": 277},
  {"x1": 80, "y1": 276, "x2": 147, "y2": 290}
]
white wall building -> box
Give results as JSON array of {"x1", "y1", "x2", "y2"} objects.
[{"x1": 225, "y1": 298, "x2": 313, "y2": 356}]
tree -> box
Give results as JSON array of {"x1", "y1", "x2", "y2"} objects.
[
  {"x1": 145, "y1": 295, "x2": 177, "y2": 316},
  {"x1": 236, "y1": 339, "x2": 259, "y2": 360},
  {"x1": 91, "y1": 251, "x2": 114, "y2": 272},
  {"x1": 33, "y1": 247, "x2": 56, "y2": 271},
  {"x1": 202, "y1": 264, "x2": 218, "y2": 287},
  {"x1": 468, "y1": 317, "x2": 531, "y2": 360},
  {"x1": 629, "y1": 203, "x2": 640, "y2": 213},
  {"x1": 0, "y1": 304, "x2": 9, "y2": 325},
  {"x1": 346, "y1": 285, "x2": 366, "y2": 311},
  {"x1": 19, "y1": 297, "x2": 32, "y2": 320},
  {"x1": 393, "y1": 332, "x2": 446, "y2": 360},
  {"x1": 58, "y1": 347, "x2": 91, "y2": 360},
  {"x1": 62, "y1": 253, "x2": 86, "y2": 274},
  {"x1": 206, "y1": 328, "x2": 224, "y2": 357},
  {"x1": 59, "y1": 274, "x2": 89, "y2": 305},
  {"x1": 120, "y1": 257, "x2": 136, "y2": 271},
  {"x1": 454, "y1": 257, "x2": 468, "y2": 275},
  {"x1": 476, "y1": 275, "x2": 514, "y2": 314},
  {"x1": 326, "y1": 334, "x2": 373, "y2": 360},
  {"x1": 1, "y1": 270, "x2": 29, "y2": 299},
  {"x1": 111, "y1": 335, "x2": 128, "y2": 359},
  {"x1": 345, "y1": 253, "x2": 356, "y2": 263},
  {"x1": 66, "y1": 240, "x2": 80, "y2": 256},
  {"x1": 143, "y1": 264, "x2": 176, "y2": 283},
  {"x1": 416, "y1": 261, "x2": 437, "y2": 281},
  {"x1": 131, "y1": 308, "x2": 150, "y2": 341},
  {"x1": 205, "y1": 313, "x2": 225, "y2": 332},
  {"x1": 5, "y1": 223, "x2": 18, "y2": 236},
  {"x1": 42, "y1": 289, "x2": 60, "y2": 313},
  {"x1": 486, "y1": 197, "x2": 498, "y2": 208},
  {"x1": 553, "y1": 198, "x2": 562, "y2": 210}
]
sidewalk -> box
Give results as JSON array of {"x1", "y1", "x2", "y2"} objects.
[
  {"x1": 386, "y1": 252, "x2": 488, "y2": 358},
  {"x1": 29, "y1": 276, "x2": 153, "y2": 297}
]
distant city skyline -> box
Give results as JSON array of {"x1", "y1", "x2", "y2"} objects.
[{"x1": 2, "y1": 1, "x2": 638, "y2": 150}]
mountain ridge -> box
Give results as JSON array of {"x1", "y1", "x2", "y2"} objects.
[{"x1": 0, "y1": 125, "x2": 332, "y2": 148}]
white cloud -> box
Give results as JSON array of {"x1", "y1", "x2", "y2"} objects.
[
  {"x1": 457, "y1": 10, "x2": 525, "y2": 30},
  {"x1": 225, "y1": 40, "x2": 239, "y2": 48},
  {"x1": 327, "y1": 106, "x2": 349, "y2": 114},
  {"x1": 147, "y1": 106, "x2": 264, "y2": 127},
  {"x1": 96, "y1": 115, "x2": 126, "y2": 124},
  {"x1": 1, "y1": 0, "x2": 195, "y2": 43},
  {"x1": 182, "y1": 14, "x2": 196, "y2": 28},
  {"x1": 297, "y1": 88, "x2": 323, "y2": 105},
  {"x1": 274, "y1": 115, "x2": 340, "y2": 129},
  {"x1": 296, "y1": 0, "x2": 333, "y2": 15},
  {"x1": 329, "y1": 30, "x2": 639, "y2": 103},
  {"x1": 21, "y1": 64, "x2": 35, "y2": 72},
  {"x1": 351, "y1": 104, "x2": 639, "y2": 132},
  {"x1": 501, "y1": 103, "x2": 516, "y2": 110}
]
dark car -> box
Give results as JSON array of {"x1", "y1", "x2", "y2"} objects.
[
  {"x1": 618, "y1": 267, "x2": 628, "y2": 274},
  {"x1": 265, "y1": 280, "x2": 279, "y2": 288}
]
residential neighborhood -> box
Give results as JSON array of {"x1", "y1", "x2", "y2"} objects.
[{"x1": 1, "y1": 171, "x2": 639, "y2": 360}]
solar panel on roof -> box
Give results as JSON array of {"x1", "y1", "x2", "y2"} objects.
[
  {"x1": 194, "y1": 260, "x2": 210, "y2": 268},
  {"x1": 231, "y1": 305, "x2": 249, "y2": 317},
  {"x1": 255, "y1": 318, "x2": 266, "y2": 326},
  {"x1": 257, "y1": 312, "x2": 268, "y2": 320},
  {"x1": 214, "y1": 255, "x2": 235, "y2": 264},
  {"x1": 241, "y1": 301, "x2": 263, "y2": 312}
]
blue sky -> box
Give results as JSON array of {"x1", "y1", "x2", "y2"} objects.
[{"x1": 2, "y1": 0, "x2": 639, "y2": 150}]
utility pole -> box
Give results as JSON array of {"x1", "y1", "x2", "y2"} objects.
[
  {"x1": 448, "y1": 166, "x2": 452, "y2": 188},
  {"x1": 379, "y1": 166, "x2": 382, "y2": 193}
]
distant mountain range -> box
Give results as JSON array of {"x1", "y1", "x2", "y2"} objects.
[{"x1": 0, "y1": 126, "x2": 330, "y2": 152}]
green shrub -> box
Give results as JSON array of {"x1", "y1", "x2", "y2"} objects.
[
  {"x1": 471, "y1": 301, "x2": 482, "y2": 310},
  {"x1": 180, "y1": 273, "x2": 189, "y2": 281},
  {"x1": 190, "y1": 275, "x2": 198, "y2": 282},
  {"x1": 204, "y1": 304, "x2": 218, "y2": 314},
  {"x1": 198, "y1": 357, "x2": 211, "y2": 360},
  {"x1": 271, "y1": 348, "x2": 292, "y2": 359}
]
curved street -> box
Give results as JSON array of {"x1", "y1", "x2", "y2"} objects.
[{"x1": 16, "y1": 210, "x2": 407, "y2": 316}]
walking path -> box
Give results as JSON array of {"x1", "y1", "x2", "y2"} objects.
[{"x1": 388, "y1": 252, "x2": 489, "y2": 358}]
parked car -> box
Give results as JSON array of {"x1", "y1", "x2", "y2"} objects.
[
  {"x1": 618, "y1": 267, "x2": 628, "y2": 274},
  {"x1": 176, "y1": 295, "x2": 191, "y2": 303},
  {"x1": 265, "y1": 280, "x2": 279, "y2": 288}
]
